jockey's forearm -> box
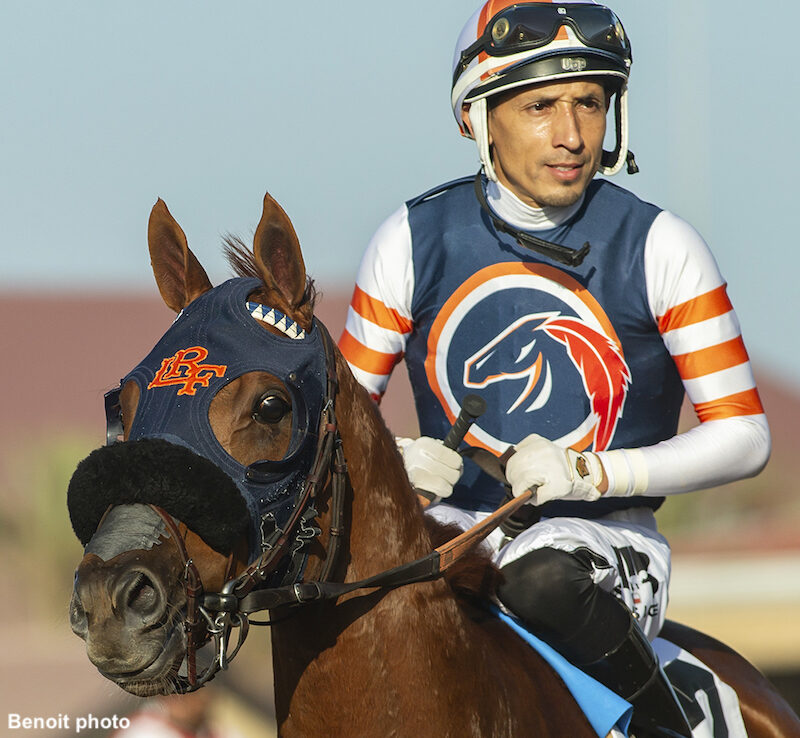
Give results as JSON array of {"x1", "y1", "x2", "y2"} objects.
[{"x1": 598, "y1": 414, "x2": 770, "y2": 497}]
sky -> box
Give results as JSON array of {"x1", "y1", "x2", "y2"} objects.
[{"x1": 2, "y1": 1, "x2": 799, "y2": 390}]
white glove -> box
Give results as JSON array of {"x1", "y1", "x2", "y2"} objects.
[
  {"x1": 396, "y1": 436, "x2": 464, "y2": 499},
  {"x1": 505, "y1": 434, "x2": 605, "y2": 505}
]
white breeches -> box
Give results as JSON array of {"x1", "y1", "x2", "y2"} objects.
[{"x1": 426, "y1": 503, "x2": 671, "y2": 640}]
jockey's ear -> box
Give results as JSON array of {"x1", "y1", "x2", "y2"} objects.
[
  {"x1": 147, "y1": 199, "x2": 213, "y2": 312},
  {"x1": 253, "y1": 192, "x2": 309, "y2": 317},
  {"x1": 461, "y1": 104, "x2": 475, "y2": 139}
]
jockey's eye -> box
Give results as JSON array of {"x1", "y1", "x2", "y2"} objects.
[{"x1": 252, "y1": 392, "x2": 291, "y2": 425}]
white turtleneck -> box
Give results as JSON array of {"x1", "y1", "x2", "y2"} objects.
[{"x1": 486, "y1": 178, "x2": 584, "y2": 231}]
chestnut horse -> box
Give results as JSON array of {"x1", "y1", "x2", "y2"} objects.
[{"x1": 68, "y1": 193, "x2": 799, "y2": 737}]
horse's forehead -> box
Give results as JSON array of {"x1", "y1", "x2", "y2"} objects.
[
  {"x1": 127, "y1": 277, "x2": 322, "y2": 392},
  {"x1": 84, "y1": 505, "x2": 169, "y2": 562},
  {"x1": 122, "y1": 278, "x2": 325, "y2": 442}
]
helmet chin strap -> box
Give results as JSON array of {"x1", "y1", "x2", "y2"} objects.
[
  {"x1": 468, "y1": 82, "x2": 638, "y2": 181},
  {"x1": 468, "y1": 98, "x2": 498, "y2": 182},
  {"x1": 599, "y1": 83, "x2": 637, "y2": 176}
]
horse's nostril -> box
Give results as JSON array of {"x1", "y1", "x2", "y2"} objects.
[
  {"x1": 69, "y1": 593, "x2": 88, "y2": 637},
  {"x1": 127, "y1": 572, "x2": 157, "y2": 611},
  {"x1": 118, "y1": 570, "x2": 163, "y2": 625}
]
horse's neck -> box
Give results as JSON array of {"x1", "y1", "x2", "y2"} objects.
[
  {"x1": 333, "y1": 356, "x2": 433, "y2": 577},
  {"x1": 269, "y1": 355, "x2": 586, "y2": 737},
  {"x1": 270, "y1": 355, "x2": 467, "y2": 726}
]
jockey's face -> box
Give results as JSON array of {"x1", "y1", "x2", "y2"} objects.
[{"x1": 476, "y1": 79, "x2": 608, "y2": 209}]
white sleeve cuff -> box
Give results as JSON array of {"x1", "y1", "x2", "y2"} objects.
[{"x1": 598, "y1": 448, "x2": 649, "y2": 497}]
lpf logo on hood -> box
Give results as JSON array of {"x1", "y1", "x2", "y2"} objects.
[
  {"x1": 425, "y1": 262, "x2": 631, "y2": 453},
  {"x1": 148, "y1": 346, "x2": 228, "y2": 396}
]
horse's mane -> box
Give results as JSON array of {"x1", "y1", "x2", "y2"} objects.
[
  {"x1": 224, "y1": 233, "x2": 498, "y2": 611},
  {"x1": 223, "y1": 235, "x2": 318, "y2": 310},
  {"x1": 425, "y1": 517, "x2": 503, "y2": 609}
]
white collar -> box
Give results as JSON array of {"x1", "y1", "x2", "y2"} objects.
[{"x1": 486, "y1": 179, "x2": 585, "y2": 231}]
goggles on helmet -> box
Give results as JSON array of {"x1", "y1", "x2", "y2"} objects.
[{"x1": 453, "y1": 3, "x2": 630, "y2": 87}]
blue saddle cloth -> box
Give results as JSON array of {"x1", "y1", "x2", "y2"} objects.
[{"x1": 494, "y1": 607, "x2": 633, "y2": 737}]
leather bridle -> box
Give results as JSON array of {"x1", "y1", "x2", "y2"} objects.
[
  {"x1": 153, "y1": 321, "x2": 348, "y2": 692},
  {"x1": 141, "y1": 321, "x2": 529, "y2": 693}
]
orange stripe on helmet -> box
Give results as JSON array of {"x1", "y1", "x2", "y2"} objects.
[
  {"x1": 477, "y1": 1, "x2": 502, "y2": 68},
  {"x1": 339, "y1": 329, "x2": 403, "y2": 376},
  {"x1": 480, "y1": 57, "x2": 520, "y2": 82},
  {"x1": 694, "y1": 387, "x2": 764, "y2": 422},
  {"x1": 478, "y1": 0, "x2": 534, "y2": 65},
  {"x1": 482, "y1": 0, "x2": 520, "y2": 28},
  {"x1": 474, "y1": 1, "x2": 579, "y2": 80},
  {"x1": 657, "y1": 284, "x2": 732, "y2": 334},
  {"x1": 350, "y1": 285, "x2": 413, "y2": 334},
  {"x1": 477, "y1": 2, "x2": 495, "y2": 65}
]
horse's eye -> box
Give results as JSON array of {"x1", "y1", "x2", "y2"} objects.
[{"x1": 252, "y1": 393, "x2": 291, "y2": 424}]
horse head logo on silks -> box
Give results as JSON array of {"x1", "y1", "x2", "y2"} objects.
[{"x1": 463, "y1": 312, "x2": 631, "y2": 450}]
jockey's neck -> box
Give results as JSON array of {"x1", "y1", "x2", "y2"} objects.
[{"x1": 487, "y1": 178, "x2": 585, "y2": 231}]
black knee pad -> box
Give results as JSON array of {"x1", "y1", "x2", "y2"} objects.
[
  {"x1": 498, "y1": 546, "x2": 631, "y2": 663},
  {"x1": 498, "y1": 547, "x2": 591, "y2": 634}
]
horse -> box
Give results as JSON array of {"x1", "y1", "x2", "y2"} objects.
[{"x1": 67, "y1": 193, "x2": 800, "y2": 737}]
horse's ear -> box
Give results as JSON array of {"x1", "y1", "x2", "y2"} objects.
[
  {"x1": 253, "y1": 192, "x2": 307, "y2": 312},
  {"x1": 147, "y1": 199, "x2": 213, "y2": 312}
]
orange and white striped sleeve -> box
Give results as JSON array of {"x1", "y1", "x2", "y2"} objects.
[
  {"x1": 599, "y1": 211, "x2": 770, "y2": 497},
  {"x1": 339, "y1": 206, "x2": 415, "y2": 402}
]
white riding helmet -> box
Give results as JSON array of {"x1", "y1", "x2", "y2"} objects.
[{"x1": 452, "y1": 0, "x2": 635, "y2": 181}]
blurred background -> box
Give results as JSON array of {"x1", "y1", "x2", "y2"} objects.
[{"x1": 2, "y1": 1, "x2": 798, "y2": 734}]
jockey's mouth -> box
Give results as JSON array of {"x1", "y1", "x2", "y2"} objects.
[{"x1": 547, "y1": 162, "x2": 586, "y2": 182}]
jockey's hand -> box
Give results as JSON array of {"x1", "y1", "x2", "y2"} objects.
[
  {"x1": 397, "y1": 436, "x2": 464, "y2": 500},
  {"x1": 505, "y1": 434, "x2": 606, "y2": 505}
]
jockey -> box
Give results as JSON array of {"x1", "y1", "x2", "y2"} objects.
[{"x1": 340, "y1": 2, "x2": 770, "y2": 736}]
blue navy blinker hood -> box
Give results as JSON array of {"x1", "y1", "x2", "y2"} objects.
[{"x1": 117, "y1": 277, "x2": 327, "y2": 562}]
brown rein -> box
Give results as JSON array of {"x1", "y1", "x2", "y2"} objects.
[
  {"x1": 152, "y1": 484, "x2": 532, "y2": 692},
  {"x1": 220, "y1": 488, "x2": 533, "y2": 616},
  {"x1": 151, "y1": 320, "x2": 531, "y2": 692}
]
